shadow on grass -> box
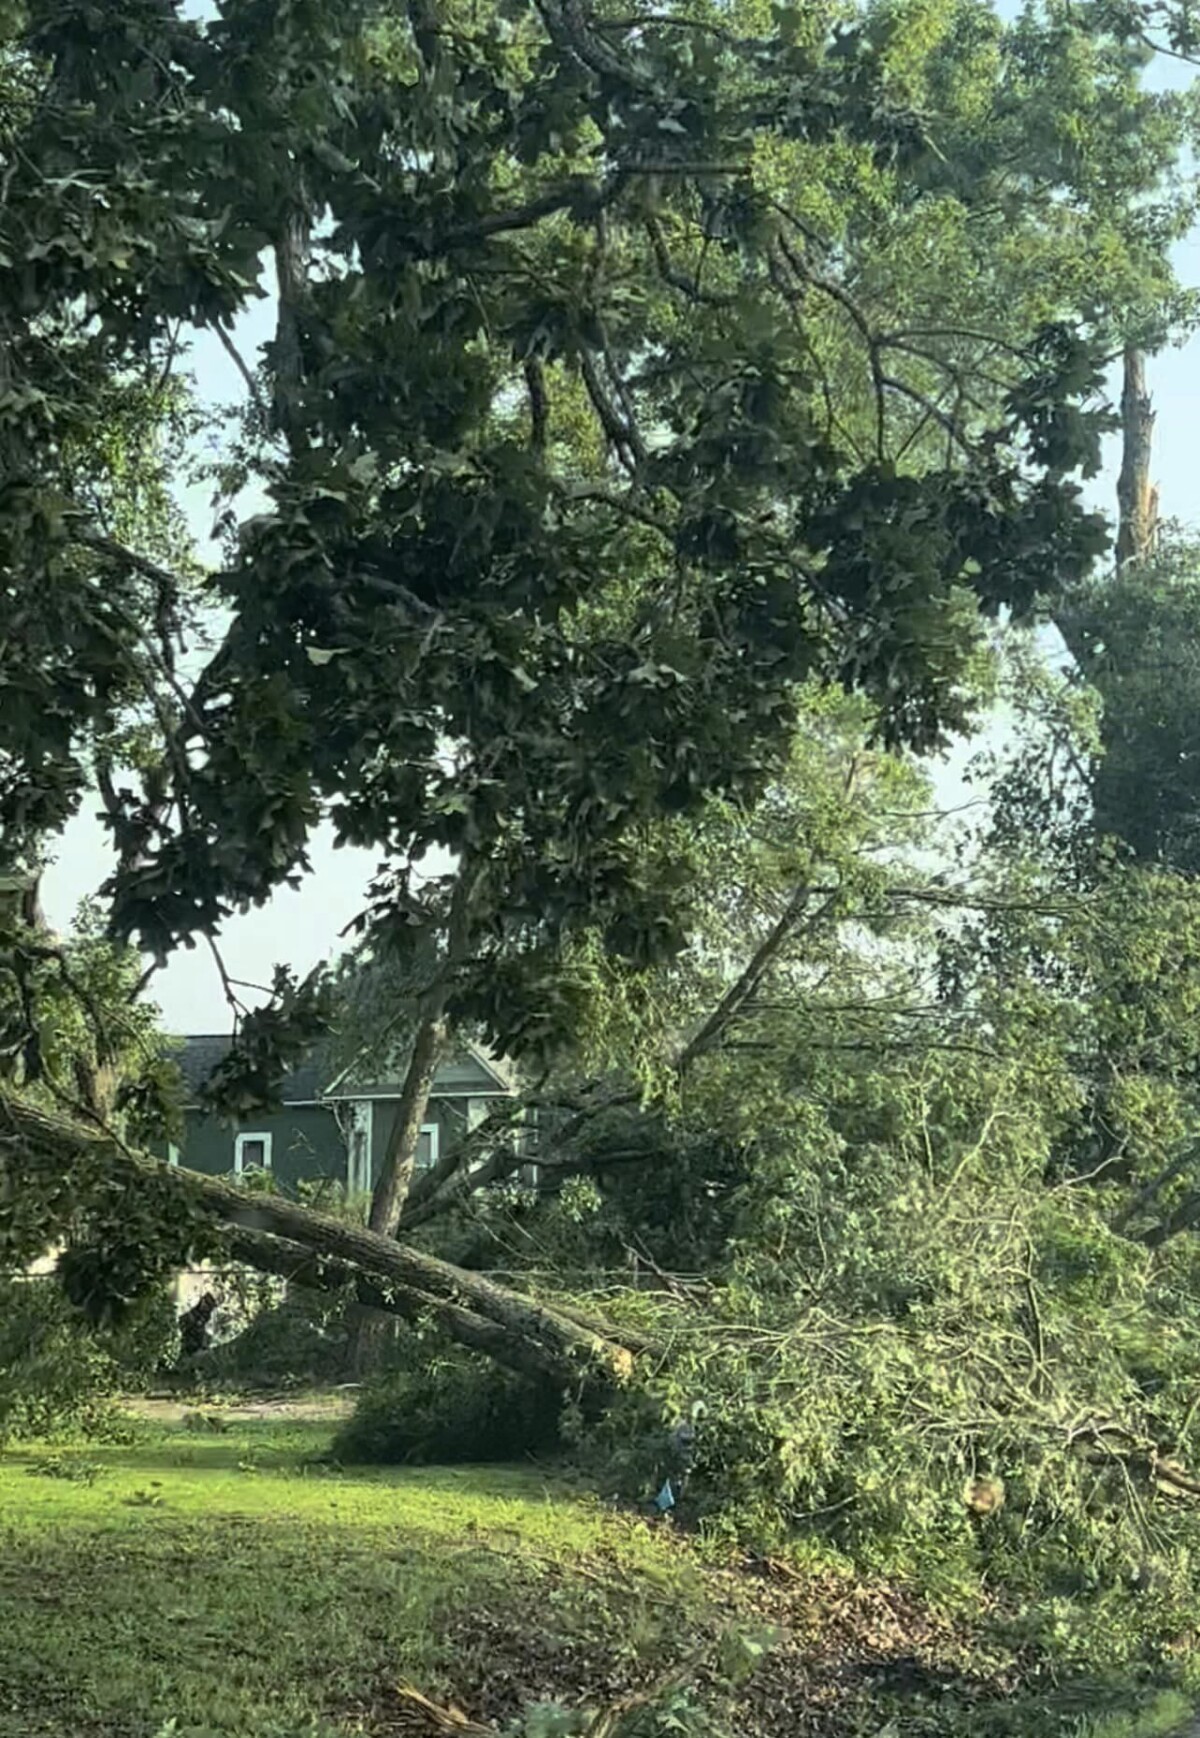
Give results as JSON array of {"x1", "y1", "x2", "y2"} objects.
[{"x1": 2, "y1": 1443, "x2": 305, "y2": 1474}]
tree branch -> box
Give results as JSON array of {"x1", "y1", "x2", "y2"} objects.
[
  {"x1": 367, "y1": 863, "x2": 484, "y2": 1235},
  {"x1": 580, "y1": 349, "x2": 642, "y2": 473},
  {"x1": 214, "y1": 321, "x2": 268, "y2": 420},
  {"x1": 524, "y1": 355, "x2": 549, "y2": 452},
  {"x1": 0, "y1": 1088, "x2": 635, "y2": 1393},
  {"x1": 675, "y1": 885, "x2": 837, "y2": 1071},
  {"x1": 644, "y1": 213, "x2": 733, "y2": 306}
]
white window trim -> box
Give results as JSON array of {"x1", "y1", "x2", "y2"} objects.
[
  {"x1": 234, "y1": 1131, "x2": 273, "y2": 1174},
  {"x1": 419, "y1": 1121, "x2": 439, "y2": 1169}
]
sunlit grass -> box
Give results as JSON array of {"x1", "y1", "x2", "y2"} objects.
[
  {"x1": 0, "y1": 1415, "x2": 699, "y2": 1738},
  {"x1": 2, "y1": 1414, "x2": 1195, "y2": 1738}
]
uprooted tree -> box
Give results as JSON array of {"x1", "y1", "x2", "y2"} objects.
[{"x1": 3, "y1": 0, "x2": 1200, "y2": 1402}]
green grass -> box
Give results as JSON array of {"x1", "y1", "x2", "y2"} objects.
[
  {"x1": 0, "y1": 1416, "x2": 705, "y2": 1738},
  {"x1": 1073, "y1": 1694, "x2": 1197, "y2": 1738},
  {"x1": 2, "y1": 1413, "x2": 1196, "y2": 1738}
]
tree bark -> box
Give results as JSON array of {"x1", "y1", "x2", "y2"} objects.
[
  {"x1": 272, "y1": 191, "x2": 311, "y2": 445},
  {"x1": 367, "y1": 1012, "x2": 449, "y2": 1233},
  {"x1": 1115, "y1": 345, "x2": 1157, "y2": 572}
]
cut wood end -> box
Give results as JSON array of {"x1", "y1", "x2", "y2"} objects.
[{"x1": 610, "y1": 1344, "x2": 636, "y2": 1382}]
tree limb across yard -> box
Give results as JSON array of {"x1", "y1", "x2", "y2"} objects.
[{"x1": 0, "y1": 1090, "x2": 638, "y2": 1398}]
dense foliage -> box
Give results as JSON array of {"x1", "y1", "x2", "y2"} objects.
[
  {"x1": 1059, "y1": 537, "x2": 1200, "y2": 874},
  {"x1": 321, "y1": 672, "x2": 1200, "y2": 1703},
  {"x1": 5, "y1": 0, "x2": 1190, "y2": 1049},
  {"x1": 0, "y1": 1275, "x2": 175, "y2": 1441},
  {"x1": 337, "y1": 1343, "x2": 563, "y2": 1465},
  {"x1": 10, "y1": 0, "x2": 1200, "y2": 1722}
]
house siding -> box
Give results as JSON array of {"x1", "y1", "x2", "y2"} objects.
[
  {"x1": 369, "y1": 1095, "x2": 466, "y2": 1185},
  {"x1": 164, "y1": 1104, "x2": 348, "y2": 1192},
  {"x1": 161, "y1": 1096, "x2": 513, "y2": 1195},
  {"x1": 160, "y1": 1042, "x2": 517, "y2": 1197}
]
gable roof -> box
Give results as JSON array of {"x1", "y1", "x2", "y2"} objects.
[
  {"x1": 465, "y1": 1042, "x2": 517, "y2": 1093},
  {"x1": 172, "y1": 1035, "x2": 515, "y2": 1106},
  {"x1": 348, "y1": 1043, "x2": 514, "y2": 1098}
]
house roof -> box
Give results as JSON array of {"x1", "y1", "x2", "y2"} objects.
[
  {"x1": 172, "y1": 1035, "x2": 515, "y2": 1106},
  {"x1": 464, "y1": 1042, "x2": 516, "y2": 1093}
]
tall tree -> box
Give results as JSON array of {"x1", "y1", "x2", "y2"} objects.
[{"x1": 1, "y1": 0, "x2": 1197, "y2": 1375}]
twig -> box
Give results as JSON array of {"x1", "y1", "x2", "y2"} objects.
[
  {"x1": 204, "y1": 933, "x2": 248, "y2": 1023},
  {"x1": 214, "y1": 321, "x2": 267, "y2": 418},
  {"x1": 645, "y1": 212, "x2": 734, "y2": 306}
]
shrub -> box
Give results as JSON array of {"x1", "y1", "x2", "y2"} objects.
[
  {"x1": 335, "y1": 1336, "x2": 563, "y2": 1464},
  {"x1": 0, "y1": 1274, "x2": 175, "y2": 1441},
  {"x1": 197, "y1": 1286, "x2": 352, "y2": 1389}
]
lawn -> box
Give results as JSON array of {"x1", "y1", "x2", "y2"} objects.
[
  {"x1": 0, "y1": 1408, "x2": 715, "y2": 1738},
  {"x1": 0, "y1": 1405, "x2": 1194, "y2": 1738}
]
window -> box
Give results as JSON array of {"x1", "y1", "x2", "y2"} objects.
[
  {"x1": 166, "y1": 1142, "x2": 181, "y2": 1168},
  {"x1": 416, "y1": 1122, "x2": 439, "y2": 1170},
  {"x1": 234, "y1": 1131, "x2": 273, "y2": 1174}
]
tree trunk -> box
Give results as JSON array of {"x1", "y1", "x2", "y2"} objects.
[
  {"x1": 1053, "y1": 345, "x2": 1159, "y2": 671},
  {"x1": 1115, "y1": 345, "x2": 1157, "y2": 571},
  {"x1": 216, "y1": 1181, "x2": 634, "y2": 1390},
  {"x1": 343, "y1": 1305, "x2": 396, "y2": 1380},
  {"x1": 272, "y1": 194, "x2": 311, "y2": 441},
  {"x1": 0, "y1": 1089, "x2": 636, "y2": 1401},
  {"x1": 367, "y1": 1012, "x2": 448, "y2": 1233},
  {"x1": 346, "y1": 989, "x2": 450, "y2": 1375},
  {"x1": 344, "y1": 868, "x2": 481, "y2": 1373},
  {"x1": 347, "y1": 1005, "x2": 450, "y2": 1375},
  {"x1": 364, "y1": 863, "x2": 481, "y2": 1238},
  {"x1": 226, "y1": 1225, "x2": 616, "y2": 1386}
]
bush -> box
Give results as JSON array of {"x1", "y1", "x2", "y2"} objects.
[
  {"x1": 197, "y1": 1286, "x2": 352, "y2": 1389},
  {"x1": 0, "y1": 1274, "x2": 175, "y2": 1441},
  {"x1": 335, "y1": 1337, "x2": 563, "y2": 1465}
]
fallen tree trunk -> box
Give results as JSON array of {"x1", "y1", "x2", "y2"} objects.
[
  {"x1": 0, "y1": 1089, "x2": 637, "y2": 1399},
  {"x1": 225, "y1": 1226, "x2": 596, "y2": 1385}
]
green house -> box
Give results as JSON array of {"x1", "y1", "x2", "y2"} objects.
[{"x1": 165, "y1": 1035, "x2": 516, "y2": 1196}]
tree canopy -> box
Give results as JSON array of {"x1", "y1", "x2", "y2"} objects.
[
  {"x1": 12, "y1": 6, "x2": 1200, "y2": 1687},
  {"x1": 7, "y1": 0, "x2": 1187, "y2": 985}
]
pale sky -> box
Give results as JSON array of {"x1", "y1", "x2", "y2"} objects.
[{"x1": 39, "y1": 31, "x2": 1200, "y2": 1032}]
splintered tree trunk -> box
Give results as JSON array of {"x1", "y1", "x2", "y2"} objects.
[
  {"x1": 1115, "y1": 346, "x2": 1157, "y2": 571},
  {"x1": 1056, "y1": 345, "x2": 1159, "y2": 670}
]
